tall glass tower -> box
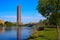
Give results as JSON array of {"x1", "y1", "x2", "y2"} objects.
[{"x1": 17, "y1": 5, "x2": 21, "y2": 25}]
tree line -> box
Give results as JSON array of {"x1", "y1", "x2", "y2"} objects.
[{"x1": 0, "y1": 21, "x2": 16, "y2": 27}]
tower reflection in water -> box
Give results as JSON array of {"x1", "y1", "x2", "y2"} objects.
[{"x1": 17, "y1": 26, "x2": 21, "y2": 40}]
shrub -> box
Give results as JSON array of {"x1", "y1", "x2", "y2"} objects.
[
  {"x1": 47, "y1": 25, "x2": 57, "y2": 28},
  {"x1": 38, "y1": 27, "x2": 44, "y2": 31},
  {"x1": 0, "y1": 23, "x2": 4, "y2": 27}
]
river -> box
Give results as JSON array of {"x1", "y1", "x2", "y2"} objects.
[{"x1": 0, "y1": 26, "x2": 33, "y2": 40}]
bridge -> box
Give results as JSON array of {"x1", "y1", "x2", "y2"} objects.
[
  {"x1": 24, "y1": 23, "x2": 36, "y2": 27},
  {"x1": 17, "y1": 23, "x2": 36, "y2": 27}
]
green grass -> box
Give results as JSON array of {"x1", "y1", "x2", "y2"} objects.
[{"x1": 26, "y1": 28, "x2": 58, "y2": 40}]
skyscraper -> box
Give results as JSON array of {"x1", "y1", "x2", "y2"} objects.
[{"x1": 17, "y1": 5, "x2": 21, "y2": 25}]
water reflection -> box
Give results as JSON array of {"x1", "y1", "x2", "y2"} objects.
[
  {"x1": 0, "y1": 26, "x2": 32, "y2": 40},
  {"x1": 17, "y1": 26, "x2": 21, "y2": 40},
  {"x1": 5, "y1": 27, "x2": 12, "y2": 32},
  {"x1": 0, "y1": 26, "x2": 4, "y2": 33},
  {"x1": 17, "y1": 26, "x2": 33, "y2": 40}
]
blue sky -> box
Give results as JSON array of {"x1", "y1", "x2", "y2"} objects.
[{"x1": 0, "y1": 0, "x2": 45, "y2": 23}]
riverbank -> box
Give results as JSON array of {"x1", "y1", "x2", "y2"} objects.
[{"x1": 26, "y1": 28, "x2": 58, "y2": 40}]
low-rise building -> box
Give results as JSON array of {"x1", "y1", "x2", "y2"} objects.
[{"x1": 0, "y1": 20, "x2": 4, "y2": 25}]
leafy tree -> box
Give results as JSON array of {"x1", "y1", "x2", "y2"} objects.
[
  {"x1": 4, "y1": 21, "x2": 13, "y2": 27},
  {"x1": 37, "y1": 0, "x2": 60, "y2": 25}
]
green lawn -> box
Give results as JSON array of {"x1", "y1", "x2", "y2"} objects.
[{"x1": 26, "y1": 28, "x2": 58, "y2": 40}]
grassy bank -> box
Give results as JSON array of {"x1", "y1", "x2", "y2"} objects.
[{"x1": 26, "y1": 28, "x2": 58, "y2": 40}]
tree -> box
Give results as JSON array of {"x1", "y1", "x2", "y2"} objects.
[
  {"x1": 37, "y1": 0, "x2": 60, "y2": 39},
  {"x1": 4, "y1": 21, "x2": 13, "y2": 27},
  {"x1": 37, "y1": 0, "x2": 60, "y2": 25}
]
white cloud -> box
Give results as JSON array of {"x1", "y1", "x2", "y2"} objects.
[
  {"x1": 22, "y1": 16, "x2": 32, "y2": 19},
  {"x1": 4, "y1": 15, "x2": 46, "y2": 20},
  {"x1": 4, "y1": 16, "x2": 16, "y2": 19},
  {"x1": 1, "y1": 15, "x2": 46, "y2": 23}
]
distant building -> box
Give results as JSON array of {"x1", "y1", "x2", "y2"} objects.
[{"x1": 0, "y1": 20, "x2": 4, "y2": 25}]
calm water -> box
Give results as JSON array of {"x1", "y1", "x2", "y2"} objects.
[{"x1": 0, "y1": 26, "x2": 33, "y2": 40}]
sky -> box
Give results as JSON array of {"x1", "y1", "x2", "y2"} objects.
[{"x1": 0, "y1": 0, "x2": 45, "y2": 24}]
